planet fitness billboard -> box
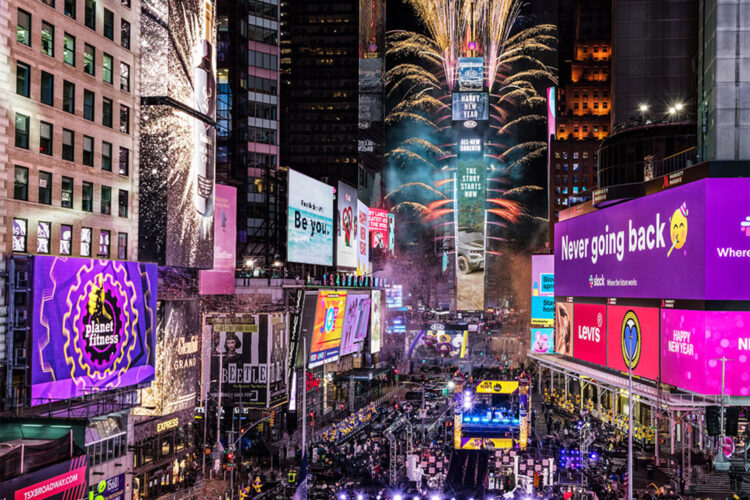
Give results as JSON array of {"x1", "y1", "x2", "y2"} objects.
[
  {"x1": 555, "y1": 178, "x2": 750, "y2": 300},
  {"x1": 606, "y1": 305, "x2": 659, "y2": 380},
  {"x1": 31, "y1": 257, "x2": 157, "y2": 405},
  {"x1": 661, "y1": 309, "x2": 750, "y2": 396}
]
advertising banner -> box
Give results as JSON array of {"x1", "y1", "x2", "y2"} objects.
[
  {"x1": 661, "y1": 309, "x2": 750, "y2": 396},
  {"x1": 309, "y1": 291, "x2": 347, "y2": 367},
  {"x1": 388, "y1": 213, "x2": 396, "y2": 253},
  {"x1": 573, "y1": 303, "x2": 607, "y2": 365},
  {"x1": 370, "y1": 290, "x2": 382, "y2": 354},
  {"x1": 31, "y1": 257, "x2": 157, "y2": 405},
  {"x1": 199, "y1": 184, "x2": 237, "y2": 294},
  {"x1": 0, "y1": 455, "x2": 88, "y2": 500},
  {"x1": 530, "y1": 327, "x2": 554, "y2": 354},
  {"x1": 475, "y1": 380, "x2": 518, "y2": 394},
  {"x1": 336, "y1": 181, "x2": 358, "y2": 269},
  {"x1": 606, "y1": 305, "x2": 659, "y2": 380},
  {"x1": 385, "y1": 284, "x2": 403, "y2": 308},
  {"x1": 287, "y1": 169, "x2": 333, "y2": 266},
  {"x1": 531, "y1": 255, "x2": 554, "y2": 327},
  {"x1": 369, "y1": 208, "x2": 389, "y2": 250},
  {"x1": 409, "y1": 329, "x2": 468, "y2": 359},
  {"x1": 357, "y1": 201, "x2": 371, "y2": 275},
  {"x1": 457, "y1": 57, "x2": 484, "y2": 92},
  {"x1": 89, "y1": 473, "x2": 125, "y2": 500},
  {"x1": 554, "y1": 302, "x2": 574, "y2": 356},
  {"x1": 267, "y1": 313, "x2": 289, "y2": 407},
  {"x1": 339, "y1": 292, "x2": 371, "y2": 356},
  {"x1": 452, "y1": 92, "x2": 489, "y2": 121}
]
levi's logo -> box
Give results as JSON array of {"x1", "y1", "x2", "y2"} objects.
[{"x1": 577, "y1": 325, "x2": 600, "y2": 343}]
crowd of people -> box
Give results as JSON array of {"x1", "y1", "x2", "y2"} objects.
[{"x1": 319, "y1": 403, "x2": 378, "y2": 444}]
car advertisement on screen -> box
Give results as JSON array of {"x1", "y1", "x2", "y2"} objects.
[
  {"x1": 0, "y1": 455, "x2": 88, "y2": 500},
  {"x1": 530, "y1": 327, "x2": 554, "y2": 354},
  {"x1": 309, "y1": 290, "x2": 347, "y2": 367},
  {"x1": 457, "y1": 57, "x2": 483, "y2": 92},
  {"x1": 606, "y1": 305, "x2": 659, "y2": 380},
  {"x1": 531, "y1": 255, "x2": 554, "y2": 327},
  {"x1": 337, "y1": 181, "x2": 358, "y2": 270},
  {"x1": 199, "y1": 184, "x2": 237, "y2": 294},
  {"x1": 287, "y1": 169, "x2": 334, "y2": 266},
  {"x1": 573, "y1": 303, "x2": 607, "y2": 366},
  {"x1": 357, "y1": 200, "x2": 371, "y2": 275},
  {"x1": 554, "y1": 302, "x2": 574, "y2": 356},
  {"x1": 370, "y1": 290, "x2": 382, "y2": 354},
  {"x1": 339, "y1": 292, "x2": 371, "y2": 356},
  {"x1": 31, "y1": 257, "x2": 157, "y2": 405}
]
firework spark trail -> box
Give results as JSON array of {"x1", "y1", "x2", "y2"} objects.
[
  {"x1": 435, "y1": 178, "x2": 454, "y2": 188},
  {"x1": 423, "y1": 208, "x2": 454, "y2": 222},
  {"x1": 426, "y1": 199, "x2": 454, "y2": 210}
]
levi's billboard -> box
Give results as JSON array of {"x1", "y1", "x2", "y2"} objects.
[
  {"x1": 606, "y1": 305, "x2": 659, "y2": 380},
  {"x1": 555, "y1": 178, "x2": 750, "y2": 300},
  {"x1": 573, "y1": 304, "x2": 606, "y2": 366}
]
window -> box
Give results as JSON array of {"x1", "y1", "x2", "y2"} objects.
[
  {"x1": 121, "y1": 19, "x2": 130, "y2": 49},
  {"x1": 41, "y1": 71, "x2": 54, "y2": 105},
  {"x1": 117, "y1": 232, "x2": 127, "y2": 259},
  {"x1": 37, "y1": 222, "x2": 51, "y2": 254},
  {"x1": 83, "y1": 136, "x2": 94, "y2": 166},
  {"x1": 82, "y1": 182, "x2": 93, "y2": 212},
  {"x1": 17, "y1": 10, "x2": 32, "y2": 46},
  {"x1": 65, "y1": 0, "x2": 76, "y2": 18},
  {"x1": 42, "y1": 0, "x2": 55, "y2": 7},
  {"x1": 101, "y1": 185, "x2": 111, "y2": 214},
  {"x1": 573, "y1": 163, "x2": 580, "y2": 171},
  {"x1": 103, "y1": 9, "x2": 114, "y2": 40},
  {"x1": 60, "y1": 225, "x2": 72, "y2": 255},
  {"x1": 41, "y1": 22, "x2": 54, "y2": 57},
  {"x1": 14, "y1": 166, "x2": 28, "y2": 201},
  {"x1": 118, "y1": 147, "x2": 129, "y2": 176},
  {"x1": 81, "y1": 227, "x2": 92, "y2": 257},
  {"x1": 122, "y1": 0, "x2": 130, "y2": 6},
  {"x1": 102, "y1": 53, "x2": 113, "y2": 84},
  {"x1": 39, "y1": 171, "x2": 52, "y2": 204},
  {"x1": 102, "y1": 97, "x2": 112, "y2": 127},
  {"x1": 15, "y1": 113, "x2": 29, "y2": 149},
  {"x1": 84, "y1": 44, "x2": 95, "y2": 75},
  {"x1": 61, "y1": 176, "x2": 73, "y2": 208},
  {"x1": 99, "y1": 230, "x2": 110, "y2": 256},
  {"x1": 85, "y1": 0, "x2": 95, "y2": 29},
  {"x1": 573, "y1": 186, "x2": 580, "y2": 194},
  {"x1": 16, "y1": 62, "x2": 30, "y2": 97},
  {"x1": 118, "y1": 189, "x2": 128, "y2": 217},
  {"x1": 102, "y1": 141, "x2": 112, "y2": 171},
  {"x1": 120, "y1": 62, "x2": 130, "y2": 91},
  {"x1": 120, "y1": 105, "x2": 130, "y2": 134},
  {"x1": 62, "y1": 129, "x2": 74, "y2": 161},
  {"x1": 63, "y1": 80, "x2": 75, "y2": 112},
  {"x1": 83, "y1": 90, "x2": 95, "y2": 120},
  {"x1": 64, "y1": 33, "x2": 75, "y2": 65},
  {"x1": 39, "y1": 122, "x2": 53, "y2": 156},
  {"x1": 12, "y1": 219, "x2": 27, "y2": 252}
]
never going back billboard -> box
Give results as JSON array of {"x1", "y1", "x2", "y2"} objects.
[{"x1": 31, "y1": 257, "x2": 157, "y2": 405}]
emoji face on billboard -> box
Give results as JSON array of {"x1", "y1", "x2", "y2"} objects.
[
  {"x1": 620, "y1": 310, "x2": 641, "y2": 370},
  {"x1": 667, "y1": 202, "x2": 688, "y2": 257}
]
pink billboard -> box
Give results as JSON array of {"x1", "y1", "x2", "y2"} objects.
[
  {"x1": 199, "y1": 184, "x2": 237, "y2": 295},
  {"x1": 369, "y1": 208, "x2": 389, "y2": 250},
  {"x1": 573, "y1": 303, "x2": 607, "y2": 366},
  {"x1": 606, "y1": 305, "x2": 660, "y2": 380},
  {"x1": 661, "y1": 309, "x2": 750, "y2": 396}
]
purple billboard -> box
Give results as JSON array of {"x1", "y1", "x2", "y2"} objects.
[
  {"x1": 31, "y1": 257, "x2": 157, "y2": 405},
  {"x1": 555, "y1": 178, "x2": 750, "y2": 300},
  {"x1": 339, "y1": 292, "x2": 371, "y2": 355}
]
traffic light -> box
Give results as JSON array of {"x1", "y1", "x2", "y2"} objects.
[
  {"x1": 726, "y1": 407, "x2": 740, "y2": 436},
  {"x1": 706, "y1": 406, "x2": 721, "y2": 436}
]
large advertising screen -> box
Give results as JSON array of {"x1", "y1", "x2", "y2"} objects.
[
  {"x1": 555, "y1": 178, "x2": 750, "y2": 300},
  {"x1": 606, "y1": 305, "x2": 659, "y2": 380},
  {"x1": 573, "y1": 303, "x2": 607, "y2": 366},
  {"x1": 661, "y1": 309, "x2": 750, "y2": 396},
  {"x1": 0, "y1": 455, "x2": 88, "y2": 500},
  {"x1": 337, "y1": 181, "x2": 358, "y2": 269},
  {"x1": 31, "y1": 257, "x2": 157, "y2": 405},
  {"x1": 357, "y1": 201, "x2": 371, "y2": 275},
  {"x1": 531, "y1": 254, "x2": 554, "y2": 327},
  {"x1": 452, "y1": 92, "x2": 489, "y2": 121},
  {"x1": 287, "y1": 169, "x2": 334, "y2": 266},
  {"x1": 554, "y1": 301, "x2": 573, "y2": 356},
  {"x1": 457, "y1": 57, "x2": 483, "y2": 92},
  {"x1": 199, "y1": 184, "x2": 237, "y2": 294},
  {"x1": 530, "y1": 327, "x2": 554, "y2": 354},
  {"x1": 339, "y1": 292, "x2": 371, "y2": 356},
  {"x1": 309, "y1": 291, "x2": 347, "y2": 367},
  {"x1": 370, "y1": 290, "x2": 382, "y2": 354},
  {"x1": 369, "y1": 208, "x2": 389, "y2": 251}
]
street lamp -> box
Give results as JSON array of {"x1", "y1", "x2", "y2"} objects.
[{"x1": 638, "y1": 103, "x2": 649, "y2": 113}]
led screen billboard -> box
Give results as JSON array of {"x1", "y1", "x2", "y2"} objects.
[
  {"x1": 199, "y1": 184, "x2": 237, "y2": 294},
  {"x1": 555, "y1": 178, "x2": 750, "y2": 300},
  {"x1": 573, "y1": 303, "x2": 607, "y2": 366},
  {"x1": 385, "y1": 284, "x2": 403, "y2": 308},
  {"x1": 337, "y1": 181, "x2": 358, "y2": 269},
  {"x1": 457, "y1": 57, "x2": 483, "y2": 92},
  {"x1": 31, "y1": 257, "x2": 157, "y2": 405},
  {"x1": 530, "y1": 327, "x2": 554, "y2": 354},
  {"x1": 554, "y1": 301, "x2": 573, "y2": 356},
  {"x1": 606, "y1": 305, "x2": 659, "y2": 380},
  {"x1": 339, "y1": 292, "x2": 371, "y2": 356},
  {"x1": 452, "y1": 92, "x2": 489, "y2": 121},
  {"x1": 660, "y1": 309, "x2": 750, "y2": 396},
  {"x1": 309, "y1": 290, "x2": 347, "y2": 367},
  {"x1": 287, "y1": 169, "x2": 334, "y2": 266},
  {"x1": 357, "y1": 201, "x2": 371, "y2": 275},
  {"x1": 369, "y1": 208, "x2": 389, "y2": 250},
  {"x1": 409, "y1": 329, "x2": 468, "y2": 359},
  {"x1": 531, "y1": 255, "x2": 554, "y2": 327},
  {"x1": 370, "y1": 290, "x2": 382, "y2": 353},
  {"x1": 0, "y1": 455, "x2": 88, "y2": 500}
]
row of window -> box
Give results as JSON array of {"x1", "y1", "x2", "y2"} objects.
[
  {"x1": 554, "y1": 175, "x2": 589, "y2": 185},
  {"x1": 133, "y1": 427, "x2": 190, "y2": 468},
  {"x1": 247, "y1": 50, "x2": 278, "y2": 71},
  {"x1": 86, "y1": 433, "x2": 127, "y2": 467},
  {"x1": 555, "y1": 152, "x2": 590, "y2": 160},
  {"x1": 555, "y1": 185, "x2": 587, "y2": 195},
  {"x1": 572, "y1": 101, "x2": 608, "y2": 111},
  {"x1": 34, "y1": 0, "x2": 131, "y2": 48},
  {"x1": 13, "y1": 218, "x2": 128, "y2": 258}
]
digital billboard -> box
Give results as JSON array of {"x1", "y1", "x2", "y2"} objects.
[
  {"x1": 554, "y1": 301, "x2": 573, "y2": 356},
  {"x1": 452, "y1": 92, "x2": 489, "y2": 121},
  {"x1": 357, "y1": 201, "x2": 371, "y2": 275},
  {"x1": 369, "y1": 208, "x2": 389, "y2": 250},
  {"x1": 457, "y1": 57, "x2": 483, "y2": 92},
  {"x1": 388, "y1": 213, "x2": 396, "y2": 253},
  {"x1": 287, "y1": 169, "x2": 334, "y2": 266},
  {"x1": 573, "y1": 303, "x2": 607, "y2": 366},
  {"x1": 309, "y1": 290, "x2": 347, "y2": 367},
  {"x1": 409, "y1": 329, "x2": 468, "y2": 359},
  {"x1": 555, "y1": 178, "x2": 750, "y2": 300},
  {"x1": 199, "y1": 184, "x2": 237, "y2": 294},
  {"x1": 385, "y1": 284, "x2": 403, "y2": 308},
  {"x1": 606, "y1": 305, "x2": 659, "y2": 380},
  {"x1": 339, "y1": 292, "x2": 371, "y2": 356},
  {"x1": 370, "y1": 290, "x2": 382, "y2": 353},
  {"x1": 661, "y1": 309, "x2": 750, "y2": 396},
  {"x1": 530, "y1": 327, "x2": 554, "y2": 354},
  {"x1": 31, "y1": 257, "x2": 157, "y2": 405},
  {"x1": 0, "y1": 455, "x2": 88, "y2": 500},
  {"x1": 531, "y1": 254, "x2": 554, "y2": 327},
  {"x1": 337, "y1": 181, "x2": 358, "y2": 269}
]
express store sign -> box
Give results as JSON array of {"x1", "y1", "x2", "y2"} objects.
[{"x1": 572, "y1": 304, "x2": 606, "y2": 366}]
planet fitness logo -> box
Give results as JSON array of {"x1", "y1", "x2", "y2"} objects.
[{"x1": 620, "y1": 310, "x2": 642, "y2": 370}]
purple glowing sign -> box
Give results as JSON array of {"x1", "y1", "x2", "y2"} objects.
[
  {"x1": 31, "y1": 257, "x2": 157, "y2": 405},
  {"x1": 555, "y1": 178, "x2": 750, "y2": 300}
]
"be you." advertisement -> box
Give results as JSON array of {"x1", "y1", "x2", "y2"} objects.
[{"x1": 287, "y1": 169, "x2": 334, "y2": 266}]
